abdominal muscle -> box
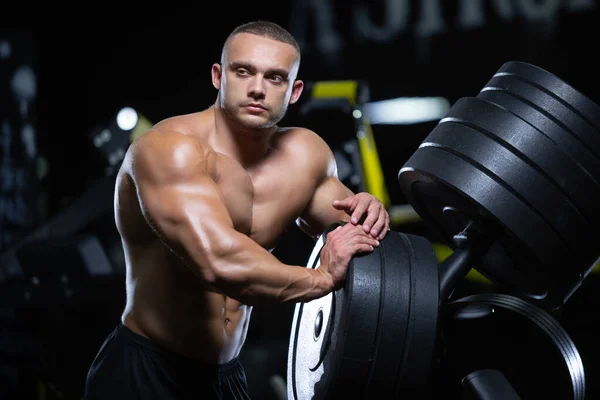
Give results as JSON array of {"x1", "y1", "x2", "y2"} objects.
[{"x1": 121, "y1": 243, "x2": 252, "y2": 365}]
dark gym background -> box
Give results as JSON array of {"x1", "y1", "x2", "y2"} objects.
[{"x1": 2, "y1": 1, "x2": 600, "y2": 399}]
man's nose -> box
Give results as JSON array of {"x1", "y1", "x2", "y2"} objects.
[{"x1": 248, "y1": 76, "x2": 266, "y2": 98}]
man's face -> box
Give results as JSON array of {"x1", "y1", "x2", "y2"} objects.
[{"x1": 212, "y1": 33, "x2": 303, "y2": 130}]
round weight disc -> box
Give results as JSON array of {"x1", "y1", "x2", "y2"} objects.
[
  {"x1": 287, "y1": 225, "x2": 439, "y2": 399},
  {"x1": 399, "y1": 146, "x2": 581, "y2": 308},
  {"x1": 477, "y1": 88, "x2": 600, "y2": 183},
  {"x1": 425, "y1": 119, "x2": 596, "y2": 274},
  {"x1": 482, "y1": 74, "x2": 600, "y2": 159},
  {"x1": 441, "y1": 96, "x2": 600, "y2": 228},
  {"x1": 496, "y1": 61, "x2": 600, "y2": 134},
  {"x1": 395, "y1": 232, "x2": 440, "y2": 397},
  {"x1": 439, "y1": 293, "x2": 585, "y2": 400}
]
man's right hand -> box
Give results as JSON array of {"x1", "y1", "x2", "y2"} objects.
[{"x1": 318, "y1": 223, "x2": 380, "y2": 291}]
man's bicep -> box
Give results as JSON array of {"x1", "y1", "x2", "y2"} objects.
[
  {"x1": 131, "y1": 132, "x2": 235, "y2": 264},
  {"x1": 296, "y1": 176, "x2": 353, "y2": 238},
  {"x1": 137, "y1": 172, "x2": 234, "y2": 249}
]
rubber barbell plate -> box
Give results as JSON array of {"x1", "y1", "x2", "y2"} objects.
[
  {"x1": 482, "y1": 74, "x2": 600, "y2": 160},
  {"x1": 442, "y1": 97, "x2": 600, "y2": 227},
  {"x1": 399, "y1": 146, "x2": 581, "y2": 308},
  {"x1": 287, "y1": 232, "x2": 340, "y2": 400},
  {"x1": 362, "y1": 231, "x2": 412, "y2": 398},
  {"x1": 440, "y1": 293, "x2": 585, "y2": 400},
  {"x1": 496, "y1": 60, "x2": 600, "y2": 135},
  {"x1": 477, "y1": 88, "x2": 600, "y2": 183},
  {"x1": 288, "y1": 225, "x2": 401, "y2": 399},
  {"x1": 425, "y1": 119, "x2": 595, "y2": 274},
  {"x1": 287, "y1": 226, "x2": 439, "y2": 399},
  {"x1": 395, "y1": 232, "x2": 440, "y2": 396}
]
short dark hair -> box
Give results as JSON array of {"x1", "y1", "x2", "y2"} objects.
[{"x1": 221, "y1": 20, "x2": 301, "y2": 65}]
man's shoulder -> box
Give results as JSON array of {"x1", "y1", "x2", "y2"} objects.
[
  {"x1": 151, "y1": 109, "x2": 213, "y2": 139},
  {"x1": 274, "y1": 126, "x2": 332, "y2": 155},
  {"x1": 131, "y1": 109, "x2": 214, "y2": 154},
  {"x1": 125, "y1": 124, "x2": 215, "y2": 181},
  {"x1": 274, "y1": 126, "x2": 335, "y2": 176},
  {"x1": 131, "y1": 127, "x2": 210, "y2": 158}
]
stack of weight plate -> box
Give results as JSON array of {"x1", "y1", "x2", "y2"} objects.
[
  {"x1": 398, "y1": 61, "x2": 600, "y2": 310},
  {"x1": 397, "y1": 60, "x2": 600, "y2": 400}
]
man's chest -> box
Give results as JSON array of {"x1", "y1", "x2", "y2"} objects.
[{"x1": 215, "y1": 155, "x2": 314, "y2": 249}]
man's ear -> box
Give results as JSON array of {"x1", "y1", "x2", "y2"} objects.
[
  {"x1": 211, "y1": 63, "x2": 222, "y2": 90},
  {"x1": 289, "y1": 79, "x2": 304, "y2": 104}
]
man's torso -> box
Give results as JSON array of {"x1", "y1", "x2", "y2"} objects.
[{"x1": 115, "y1": 109, "x2": 321, "y2": 363}]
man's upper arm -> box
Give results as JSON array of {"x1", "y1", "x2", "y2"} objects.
[
  {"x1": 130, "y1": 130, "x2": 235, "y2": 280},
  {"x1": 294, "y1": 130, "x2": 354, "y2": 238}
]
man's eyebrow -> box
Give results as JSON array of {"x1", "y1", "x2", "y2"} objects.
[
  {"x1": 269, "y1": 68, "x2": 290, "y2": 78},
  {"x1": 230, "y1": 61, "x2": 254, "y2": 71},
  {"x1": 229, "y1": 62, "x2": 290, "y2": 78}
]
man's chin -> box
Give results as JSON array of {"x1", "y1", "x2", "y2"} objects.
[{"x1": 238, "y1": 115, "x2": 274, "y2": 130}]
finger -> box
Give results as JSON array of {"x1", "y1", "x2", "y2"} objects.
[
  {"x1": 332, "y1": 198, "x2": 353, "y2": 211},
  {"x1": 378, "y1": 214, "x2": 390, "y2": 241},
  {"x1": 352, "y1": 242, "x2": 375, "y2": 254},
  {"x1": 352, "y1": 232, "x2": 380, "y2": 247},
  {"x1": 383, "y1": 212, "x2": 391, "y2": 239},
  {"x1": 361, "y1": 203, "x2": 381, "y2": 233},
  {"x1": 370, "y1": 208, "x2": 387, "y2": 237},
  {"x1": 351, "y1": 199, "x2": 370, "y2": 225},
  {"x1": 384, "y1": 213, "x2": 391, "y2": 238},
  {"x1": 340, "y1": 221, "x2": 358, "y2": 232}
]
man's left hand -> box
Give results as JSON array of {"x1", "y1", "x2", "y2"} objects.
[{"x1": 332, "y1": 193, "x2": 390, "y2": 241}]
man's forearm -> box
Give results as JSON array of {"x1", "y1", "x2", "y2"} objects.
[{"x1": 192, "y1": 230, "x2": 334, "y2": 305}]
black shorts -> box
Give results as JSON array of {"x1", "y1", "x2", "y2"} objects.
[{"x1": 84, "y1": 323, "x2": 251, "y2": 400}]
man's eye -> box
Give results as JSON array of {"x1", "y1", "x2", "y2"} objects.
[
  {"x1": 270, "y1": 75, "x2": 283, "y2": 82},
  {"x1": 237, "y1": 69, "x2": 249, "y2": 75}
]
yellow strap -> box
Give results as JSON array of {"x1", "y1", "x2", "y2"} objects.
[
  {"x1": 310, "y1": 80, "x2": 391, "y2": 206},
  {"x1": 357, "y1": 117, "x2": 391, "y2": 207},
  {"x1": 311, "y1": 81, "x2": 359, "y2": 105}
]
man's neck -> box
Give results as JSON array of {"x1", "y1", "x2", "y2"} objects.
[{"x1": 210, "y1": 104, "x2": 277, "y2": 169}]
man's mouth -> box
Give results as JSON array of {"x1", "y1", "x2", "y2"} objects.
[{"x1": 245, "y1": 103, "x2": 267, "y2": 112}]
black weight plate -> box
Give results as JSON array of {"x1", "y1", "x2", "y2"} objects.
[
  {"x1": 364, "y1": 232, "x2": 413, "y2": 397},
  {"x1": 287, "y1": 231, "x2": 384, "y2": 400},
  {"x1": 477, "y1": 88, "x2": 600, "y2": 183},
  {"x1": 439, "y1": 293, "x2": 585, "y2": 400},
  {"x1": 496, "y1": 61, "x2": 600, "y2": 135},
  {"x1": 399, "y1": 146, "x2": 582, "y2": 308},
  {"x1": 442, "y1": 96, "x2": 600, "y2": 228},
  {"x1": 286, "y1": 230, "x2": 339, "y2": 399},
  {"x1": 287, "y1": 226, "x2": 439, "y2": 399},
  {"x1": 395, "y1": 232, "x2": 439, "y2": 396},
  {"x1": 482, "y1": 74, "x2": 600, "y2": 159},
  {"x1": 426, "y1": 120, "x2": 595, "y2": 274}
]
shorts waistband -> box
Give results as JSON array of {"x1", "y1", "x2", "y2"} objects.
[{"x1": 115, "y1": 322, "x2": 241, "y2": 373}]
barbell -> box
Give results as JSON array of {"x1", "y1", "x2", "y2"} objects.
[{"x1": 286, "y1": 61, "x2": 600, "y2": 399}]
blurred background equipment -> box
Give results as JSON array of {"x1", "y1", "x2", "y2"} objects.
[
  {"x1": 362, "y1": 96, "x2": 450, "y2": 126},
  {"x1": 0, "y1": 32, "x2": 45, "y2": 254},
  {"x1": 0, "y1": 101, "x2": 153, "y2": 285},
  {"x1": 88, "y1": 106, "x2": 153, "y2": 176},
  {"x1": 297, "y1": 80, "x2": 373, "y2": 196},
  {"x1": 296, "y1": 79, "x2": 446, "y2": 227}
]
